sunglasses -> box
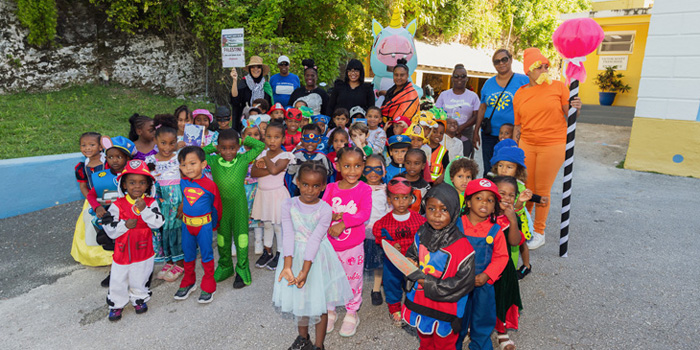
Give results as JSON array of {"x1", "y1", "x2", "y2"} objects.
[
  {"x1": 363, "y1": 165, "x2": 384, "y2": 176},
  {"x1": 388, "y1": 178, "x2": 411, "y2": 187},
  {"x1": 278, "y1": 62, "x2": 289, "y2": 66},
  {"x1": 301, "y1": 133, "x2": 321, "y2": 143},
  {"x1": 452, "y1": 74, "x2": 467, "y2": 79},
  {"x1": 493, "y1": 57, "x2": 510, "y2": 65}
]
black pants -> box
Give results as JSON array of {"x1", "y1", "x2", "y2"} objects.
[{"x1": 480, "y1": 131, "x2": 500, "y2": 177}]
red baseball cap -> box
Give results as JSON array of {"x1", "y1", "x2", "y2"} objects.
[
  {"x1": 389, "y1": 115, "x2": 410, "y2": 126},
  {"x1": 465, "y1": 178, "x2": 502, "y2": 201}
]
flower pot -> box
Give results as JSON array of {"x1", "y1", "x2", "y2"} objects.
[{"x1": 598, "y1": 92, "x2": 617, "y2": 106}]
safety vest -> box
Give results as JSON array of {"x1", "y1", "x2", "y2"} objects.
[{"x1": 429, "y1": 145, "x2": 447, "y2": 181}]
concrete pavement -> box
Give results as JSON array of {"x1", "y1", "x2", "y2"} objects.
[{"x1": 1, "y1": 122, "x2": 699, "y2": 349}]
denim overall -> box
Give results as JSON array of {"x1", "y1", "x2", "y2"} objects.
[{"x1": 456, "y1": 222, "x2": 500, "y2": 350}]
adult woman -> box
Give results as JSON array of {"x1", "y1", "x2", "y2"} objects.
[
  {"x1": 287, "y1": 58, "x2": 329, "y2": 115},
  {"x1": 230, "y1": 56, "x2": 273, "y2": 131},
  {"x1": 380, "y1": 58, "x2": 419, "y2": 123},
  {"x1": 435, "y1": 64, "x2": 481, "y2": 158},
  {"x1": 327, "y1": 59, "x2": 375, "y2": 114},
  {"x1": 513, "y1": 47, "x2": 581, "y2": 250},
  {"x1": 473, "y1": 49, "x2": 530, "y2": 176}
]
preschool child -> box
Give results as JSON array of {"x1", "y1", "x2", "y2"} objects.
[
  {"x1": 175, "y1": 146, "x2": 222, "y2": 303},
  {"x1": 214, "y1": 106, "x2": 232, "y2": 131},
  {"x1": 365, "y1": 106, "x2": 386, "y2": 155},
  {"x1": 327, "y1": 108, "x2": 350, "y2": 137},
  {"x1": 286, "y1": 124, "x2": 333, "y2": 196},
  {"x1": 175, "y1": 105, "x2": 191, "y2": 147},
  {"x1": 385, "y1": 115, "x2": 410, "y2": 138},
  {"x1": 322, "y1": 146, "x2": 372, "y2": 337},
  {"x1": 87, "y1": 136, "x2": 136, "y2": 287},
  {"x1": 104, "y1": 160, "x2": 165, "y2": 321},
  {"x1": 240, "y1": 122, "x2": 265, "y2": 255},
  {"x1": 443, "y1": 118, "x2": 464, "y2": 162},
  {"x1": 385, "y1": 135, "x2": 410, "y2": 182},
  {"x1": 426, "y1": 120, "x2": 450, "y2": 184},
  {"x1": 268, "y1": 102, "x2": 287, "y2": 123},
  {"x1": 71, "y1": 132, "x2": 113, "y2": 266},
  {"x1": 202, "y1": 128, "x2": 265, "y2": 288},
  {"x1": 349, "y1": 121, "x2": 372, "y2": 156},
  {"x1": 311, "y1": 114, "x2": 331, "y2": 153},
  {"x1": 192, "y1": 109, "x2": 219, "y2": 146},
  {"x1": 272, "y1": 161, "x2": 353, "y2": 350},
  {"x1": 362, "y1": 155, "x2": 392, "y2": 307},
  {"x1": 491, "y1": 176, "x2": 526, "y2": 350},
  {"x1": 284, "y1": 108, "x2": 303, "y2": 151},
  {"x1": 349, "y1": 106, "x2": 366, "y2": 122},
  {"x1": 373, "y1": 177, "x2": 427, "y2": 326},
  {"x1": 444, "y1": 157, "x2": 479, "y2": 207},
  {"x1": 398, "y1": 148, "x2": 431, "y2": 213},
  {"x1": 455, "y1": 179, "x2": 510, "y2": 350},
  {"x1": 326, "y1": 128, "x2": 350, "y2": 183},
  {"x1": 403, "y1": 122, "x2": 433, "y2": 182},
  {"x1": 128, "y1": 113, "x2": 156, "y2": 160},
  {"x1": 401, "y1": 184, "x2": 475, "y2": 349},
  {"x1": 145, "y1": 115, "x2": 185, "y2": 282},
  {"x1": 251, "y1": 122, "x2": 295, "y2": 270},
  {"x1": 499, "y1": 123, "x2": 514, "y2": 142}
]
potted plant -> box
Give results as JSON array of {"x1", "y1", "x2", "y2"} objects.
[{"x1": 594, "y1": 66, "x2": 632, "y2": 106}]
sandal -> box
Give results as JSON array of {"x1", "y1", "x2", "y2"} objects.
[
  {"x1": 164, "y1": 265, "x2": 184, "y2": 282},
  {"x1": 338, "y1": 312, "x2": 360, "y2": 337},
  {"x1": 326, "y1": 310, "x2": 337, "y2": 333},
  {"x1": 156, "y1": 264, "x2": 173, "y2": 280},
  {"x1": 497, "y1": 333, "x2": 516, "y2": 350},
  {"x1": 517, "y1": 264, "x2": 532, "y2": 280},
  {"x1": 391, "y1": 311, "x2": 403, "y2": 327}
]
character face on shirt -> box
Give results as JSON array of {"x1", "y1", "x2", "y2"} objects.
[
  {"x1": 451, "y1": 169, "x2": 473, "y2": 194},
  {"x1": 179, "y1": 153, "x2": 207, "y2": 179},
  {"x1": 106, "y1": 148, "x2": 128, "y2": 173},
  {"x1": 425, "y1": 197, "x2": 450, "y2": 230},
  {"x1": 466, "y1": 190, "x2": 497, "y2": 220},
  {"x1": 366, "y1": 110, "x2": 381, "y2": 128},
  {"x1": 496, "y1": 161, "x2": 518, "y2": 177},
  {"x1": 80, "y1": 135, "x2": 102, "y2": 159},
  {"x1": 156, "y1": 133, "x2": 178, "y2": 159},
  {"x1": 297, "y1": 170, "x2": 326, "y2": 205},
  {"x1": 217, "y1": 138, "x2": 239, "y2": 162},
  {"x1": 123, "y1": 173, "x2": 149, "y2": 198},
  {"x1": 499, "y1": 124, "x2": 514, "y2": 141},
  {"x1": 389, "y1": 147, "x2": 408, "y2": 165}
]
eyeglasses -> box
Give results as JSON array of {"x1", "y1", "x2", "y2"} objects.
[
  {"x1": 301, "y1": 133, "x2": 321, "y2": 143},
  {"x1": 493, "y1": 57, "x2": 510, "y2": 65},
  {"x1": 278, "y1": 62, "x2": 289, "y2": 66},
  {"x1": 452, "y1": 74, "x2": 467, "y2": 79},
  {"x1": 363, "y1": 165, "x2": 384, "y2": 176}
]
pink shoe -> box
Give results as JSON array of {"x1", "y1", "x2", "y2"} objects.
[
  {"x1": 164, "y1": 264, "x2": 184, "y2": 282},
  {"x1": 339, "y1": 312, "x2": 359, "y2": 337},
  {"x1": 156, "y1": 264, "x2": 173, "y2": 280},
  {"x1": 326, "y1": 310, "x2": 337, "y2": 333}
]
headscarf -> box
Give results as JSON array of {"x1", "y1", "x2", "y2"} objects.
[
  {"x1": 244, "y1": 74, "x2": 266, "y2": 105},
  {"x1": 419, "y1": 184, "x2": 463, "y2": 252}
]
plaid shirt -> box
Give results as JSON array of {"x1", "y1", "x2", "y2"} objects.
[{"x1": 373, "y1": 210, "x2": 426, "y2": 255}]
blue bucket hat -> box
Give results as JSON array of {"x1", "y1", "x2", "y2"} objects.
[
  {"x1": 492, "y1": 138, "x2": 518, "y2": 156},
  {"x1": 491, "y1": 146, "x2": 526, "y2": 168}
]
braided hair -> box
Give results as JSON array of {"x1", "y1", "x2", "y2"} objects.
[
  {"x1": 128, "y1": 113, "x2": 153, "y2": 141},
  {"x1": 298, "y1": 160, "x2": 329, "y2": 185}
]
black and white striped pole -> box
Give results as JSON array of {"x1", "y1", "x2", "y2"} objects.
[{"x1": 559, "y1": 79, "x2": 578, "y2": 258}]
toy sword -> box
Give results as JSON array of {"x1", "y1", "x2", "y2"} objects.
[{"x1": 382, "y1": 239, "x2": 419, "y2": 276}]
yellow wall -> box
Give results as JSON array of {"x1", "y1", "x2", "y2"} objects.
[
  {"x1": 579, "y1": 15, "x2": 650, "y2": 107},
  {"x1": 625, "y1": 117, "x2": 700, "y2": 177}
]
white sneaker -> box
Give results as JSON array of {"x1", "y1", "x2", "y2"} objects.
[{"x1": 527, "y1": 232, "x2": 545, "y2": 250}]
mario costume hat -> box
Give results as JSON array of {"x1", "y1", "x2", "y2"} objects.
[
  {"x1": 268, "y1": 103, "x2": 287, "y2": 118},
  {"x1": 101, "y1": 136, "x2": 136, "y2": 158},
  {"x1": 286, "y1": 108, "x2": 303, "y2": 121},
  {"x1": 491, "y1": 146, "x2": 527, "y2": 168},
  {"x1": 245, "y1": 56, "x2": 270, "y2": 76},
  {"x1": 388, "y1": 134, "x2": 411, "y2": 149},
  {"x1": 192, "y1": 109, "x2": 213, "y2": 123},
  {"x1": 116, "y1": 159, "x2": 157, "y2": 197},
  {"x1": 388, "y1": 115, "x2": 410, "y2": 127},
  {"x1": 465, "y1": 178, "x2": 502, "y2": 201},
  {"x1": 387, "y1": 177, "x2": 413, "y2": 194},
  {"x1": 312, "y1": 114, "x2": 331, "y2": 125}
]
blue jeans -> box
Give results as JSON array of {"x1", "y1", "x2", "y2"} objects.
[{"x1": 480, "y1": 131, "x2": 500, "y2": 177}]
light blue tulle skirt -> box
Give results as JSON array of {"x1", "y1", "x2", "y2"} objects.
[{"x1": 272, "y1": 239, "x2": 353, "y2": 325}]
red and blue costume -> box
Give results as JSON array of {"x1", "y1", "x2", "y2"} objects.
[{"x1": 179, "y1": 176, "x2": 222, "y2": 294}]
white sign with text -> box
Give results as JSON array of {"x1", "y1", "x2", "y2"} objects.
[{"x1": 221, "y1": 28, "x2": 245, "y2": 68}]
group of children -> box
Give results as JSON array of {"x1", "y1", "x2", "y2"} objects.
[{"x1": 70, "y1": 99, "x2": 546, "y2": 350}]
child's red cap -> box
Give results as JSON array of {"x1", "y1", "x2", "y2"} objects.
[{"x1": 465, "y1": 178, "x2": 501, "y2": 201}]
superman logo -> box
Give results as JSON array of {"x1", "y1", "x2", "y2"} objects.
[{"x1": 184, "y1": 187, "x2": 205, "y2": 206}]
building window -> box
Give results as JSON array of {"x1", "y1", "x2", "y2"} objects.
[{"x1": 598, "y1": 31, "x2": 635, "y2": 54}]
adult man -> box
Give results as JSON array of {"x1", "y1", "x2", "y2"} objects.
[{"x1": 269, "y1": 55, "x2": 300, "y2": 107}]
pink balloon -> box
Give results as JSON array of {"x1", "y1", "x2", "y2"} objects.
[{"x1": 552, "y1": 18, "x2": 604, "y2": 83}]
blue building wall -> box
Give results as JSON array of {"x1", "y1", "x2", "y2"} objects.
[{"x1": 0, "y1": 153, "x2": 83, "y2": 219}]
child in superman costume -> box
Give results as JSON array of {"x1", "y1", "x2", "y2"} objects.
[
  {"x1": 175, "y1": 146, "x2": 223, "y2": 303},
  {"x1": 203, "y1": 128, "x2": 265, "y2": 288}
]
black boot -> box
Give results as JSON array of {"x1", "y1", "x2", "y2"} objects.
[{"x1": 101, "y1": 274, "x2": 110, "y2": 288}]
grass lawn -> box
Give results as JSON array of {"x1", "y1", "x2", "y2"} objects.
[{"x1": 0, "y1": 84, "x2": 214, "y2": 159}]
